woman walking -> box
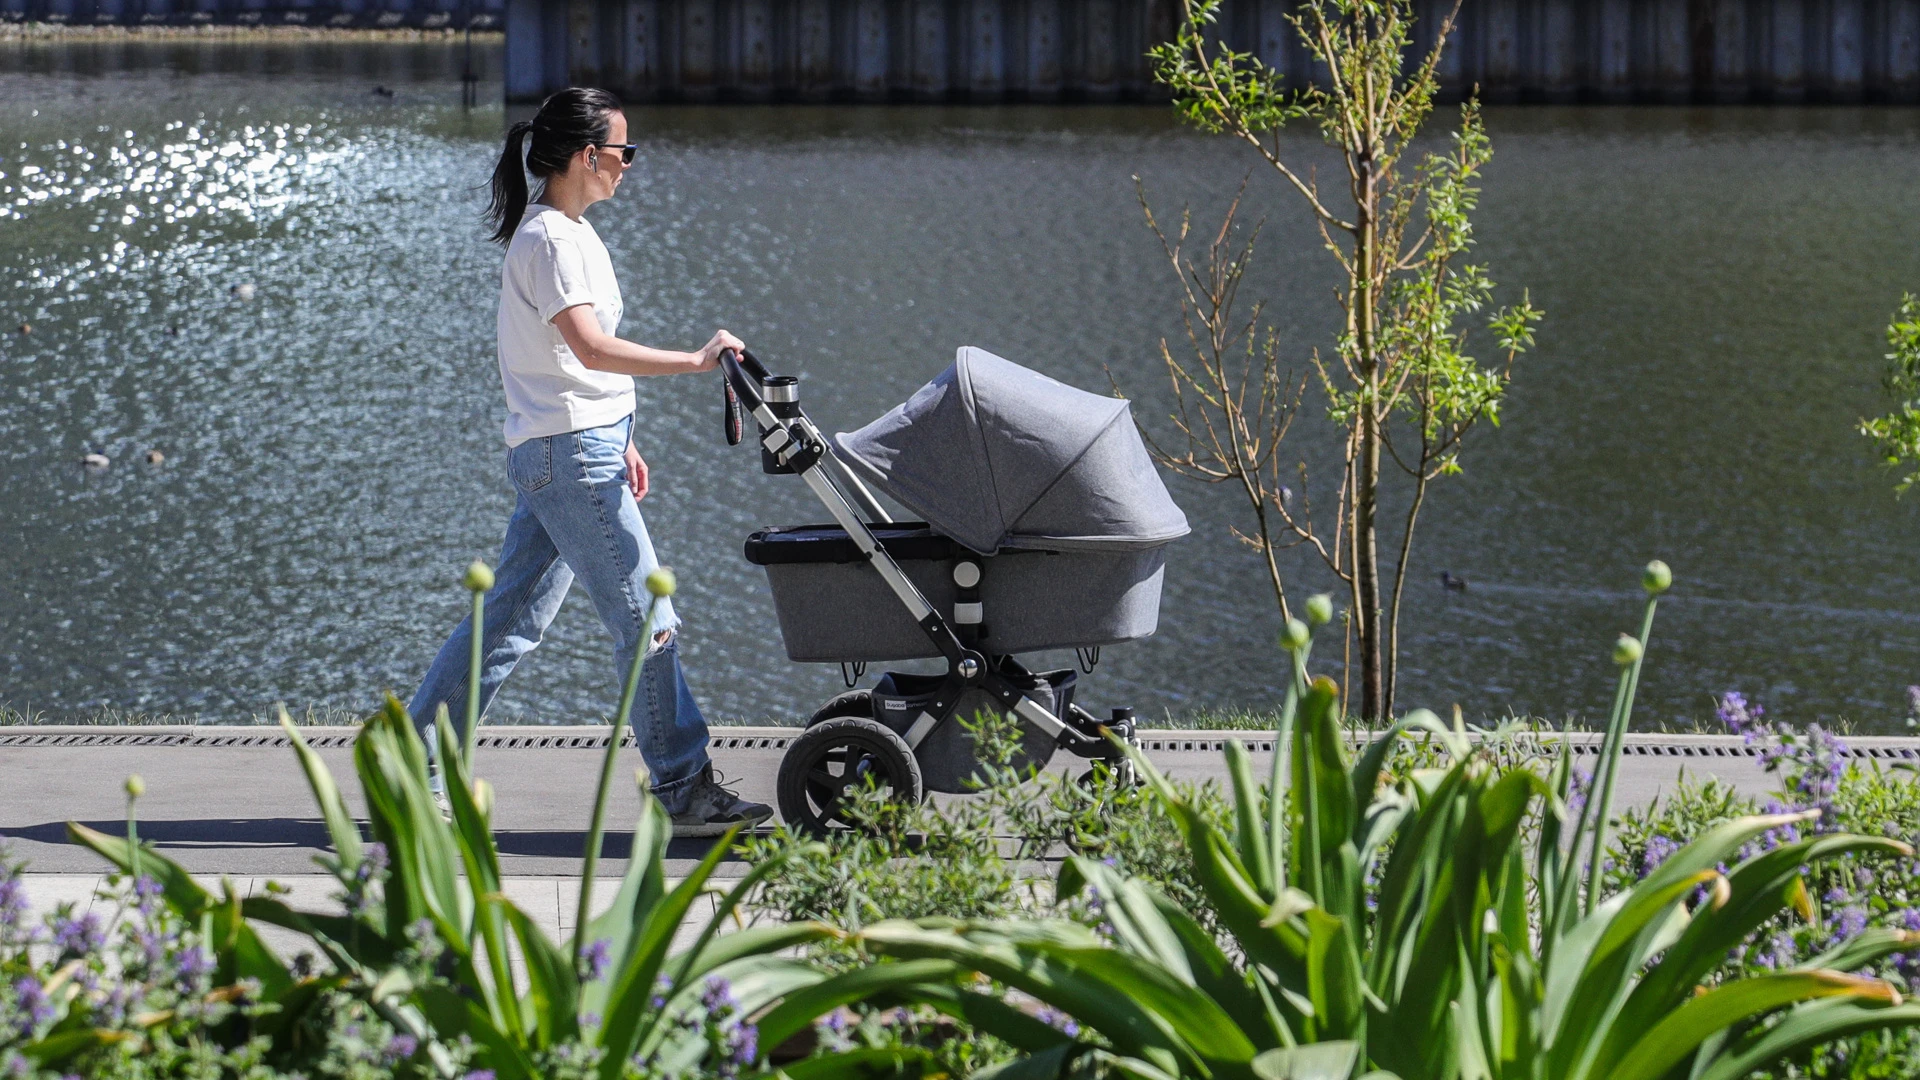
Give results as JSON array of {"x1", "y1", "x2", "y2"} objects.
[{"x1": 409, "y1": 87, "x2": 770, "y2": 836}]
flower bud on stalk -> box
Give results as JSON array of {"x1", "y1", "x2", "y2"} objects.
[
  {"x1": 1642, "y1": 560, "x2": 1672, "y2": 595},
  {"x1": 646, "y1": 568, "x2": 677, "y2": 598},
  {"x1": 1280, "y1": 618, "x2": 1310, "y2": 651},
  {"x1": 464, "y1": 560, "x2": 495, "y2": 593},
  {"x1": 1613, "y1": 634, "x2": 1643, "y2": 666},
  {"x1": 125, "y1": 774, "x2": 145, "y2": 800},
  {"x1": 1305, "y1": 594, "x2": 1334, "y2": 626}
]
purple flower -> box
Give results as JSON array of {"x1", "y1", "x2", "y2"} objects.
[
  {"x1": 580, "y1": 938, "x2": 612, "y2": 982},
  {"x1": 461, "y1": 1072, "x2": 496, "y2": 1080},
  {"x1": 649, "y1": 974, "x2": 673, "y2": 1011},
  {"x1": 700, "y1": 976, "x2": 737, "y2": 1013},
  {"x1": 1566, "y1": 766, "x2": 1594, "y2": 820},
  {"x1": 1716, "y1": 692, "x2": 1764, "y2": 739},
  {"x1": 1829, "y1": 905, "x2": 1870, "y2": 945},
  {"x1": 175, "y1": 945, "x2": 215, "y2": 985},
  {"x1": 0, "y1": 878, "x2": 25, "y2": 935},
  {"x1": 51, "y1": 912, "x2": 105, "y2": 957},
  {"x1": 11, "y1": 977, "x2": 53, "y2": 1035},
  {"x1": 383, "y1": 1034, "x2": 418, "y2": 1063},
  {"x1": 724, "y1": 1021, "x2": 758, "y2": 1068},
  {"x1": 1641, "y1": 835, "x2": 1680, "y2": 874}
]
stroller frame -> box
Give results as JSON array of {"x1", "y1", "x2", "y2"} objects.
[{"x1": 720, "y1": 349, "x2": 1137, "y2": 771}]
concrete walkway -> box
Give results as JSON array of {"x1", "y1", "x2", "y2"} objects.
[{"x1": 6, "y1": 724, "x2": 1913, "y2": 881}]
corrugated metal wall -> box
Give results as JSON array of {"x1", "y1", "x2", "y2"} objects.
[
  {"x1": 0, "y1": 0, "x2": 503, "y2": 29},
  {"x1": 504, "y1": 0, "x2": 1920, "y2": 102}
]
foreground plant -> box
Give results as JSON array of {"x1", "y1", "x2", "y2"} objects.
[
  {"x1": 856, "y1": 563, "x2": 1920, "y2": 1079},
  {"x1": 62, "y1": 568, "x2": 911, "y2": 1079}
]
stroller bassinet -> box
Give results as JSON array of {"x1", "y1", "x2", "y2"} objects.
[
  {"x1": 747, "y1": 347, "x2": 1187, "y2": 661},
  {"x1": 718, "y1": 346, "x2": 1187, "y2": 831}
]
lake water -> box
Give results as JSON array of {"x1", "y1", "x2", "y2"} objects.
[{"x1": 3, "y1": 39, "x2": 1919, "y2": 731}]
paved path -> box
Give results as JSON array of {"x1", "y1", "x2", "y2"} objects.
[{"x1": 6, "y1": 724, "x2": 1916, "y2": 880}]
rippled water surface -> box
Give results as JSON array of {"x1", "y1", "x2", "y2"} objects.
[{"x1": 3, "y1": 40, "x2": 1919, "y2": 730}]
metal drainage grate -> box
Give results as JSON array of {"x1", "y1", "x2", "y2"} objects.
[{"x1": 0, "y1": 727, "x2": 800, "y2": 751}]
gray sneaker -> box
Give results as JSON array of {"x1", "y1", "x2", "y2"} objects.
[{"x1": 669, "y1": 766, "x2": 773, "y2": 838}]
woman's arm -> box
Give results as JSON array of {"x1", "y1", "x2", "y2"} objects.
[{"x1": 552, "y1": 305, "x2": 741, "y2": 377}]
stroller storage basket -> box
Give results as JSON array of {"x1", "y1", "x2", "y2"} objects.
[{"x1": 745, "y1": 523, "x2": 1169, "y2": 663}]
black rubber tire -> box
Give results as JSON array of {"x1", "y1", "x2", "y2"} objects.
[
  {"x1": 805, "y1": 689, "x2": 874, "y2": 728},
  {"x1": 777, "y1": 717, "x2": 923, "y2": 836}
]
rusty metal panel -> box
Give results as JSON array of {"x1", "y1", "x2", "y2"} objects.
[
  {"x1": 793, "y1": 0, "x2": 832, "y2": 95},
  {"x1": 1593, "y1": 0, "x2": 1634, "y2": 99},
  {"x1": 621, "y1": 0, "x2": 660, "y2": 98},
  {"x1": 1768, "y1": 0, "x2": 1805, "y2": 99},
  {"x1": 912, "y1": 0, "x2": 948, "y2": 97},
  {"x1": 853, "y1": 0, "x2": 890, "y2": 97},
  {"x1": 1891, "y1": 0, "x2": 1920, "y2": 100},
  {"x1": 1026, "y1": 0, "x2": 1062, "y2": 96},
  {"x1": 1481, "y1": 0, "x2": 1519, "y2": 99},
  {"x1": 568, "y1": 0, "x2": 600, "y2": 86},
  {"x1": 736, "y1": 0, "x2": 775, "y2": 95},
  {"x1": 969, "y1": 0, "x2": 1004, "y2": 93},
  {"x1": 1079, "y1": 0, "x2": 1118, "y2": 95},
  {"x1": 505, "y1": 0, "x2": 546, "y2": 100},
  {"x1": 1826, "y1": 0, "x2": 1862, "y2": 99},
  {"x1": 1652, "y1": 0, "x2": 1691, "y2": 98},
  {"x1": 1538, "y1": 0, "x2": 1579, "y2": 100},
  {"x1": 680, "y1": 0, "x2": 717, "y2": 94},
  {"x1": 1708, "y1": 0, "x2": 1748, "y2": 100}
]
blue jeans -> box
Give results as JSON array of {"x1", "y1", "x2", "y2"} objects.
[{"x1": 407, "y1": 415, "x2": 712, "y2": 811}]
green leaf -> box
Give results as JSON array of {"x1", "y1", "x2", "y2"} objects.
[
  {"x1": 754, "y1": 958, "x2": 962, "y2": 1054},
  {"x1": 775, "y1": 1046, "x2": 940, "y2": 1079},
  {"x1": 905, "y1": 982, "x2": 1081, "y2": 1054},
  {"x1": 492, "y1": 893, "x2": 581, "y2": 1046},
  {"x1": 594, "y1": 820, "x2": 747, "y2": 1075},
  {"x1": 280, "y1": 707, "x2": 364, "y2": 867},
  {"x1": 1227, "y1": 738, "x2": 1275, "y2": 895},
  {"x1": 1691, "y1": 998, "x2": 1920, "y2": 1080},
  {"x1": 1607, "y1": 970, "x2": 1902, "y2": 1080},
  {"x1": 1303, "y1": 909, "x2": 1365, "y2": 1042},
  {"x1": 969, "y1": 1042, "x2": 1079, "y2": 1080},
  {"x1": 1251, "y1": 1041, "x2": 1368, "y2": 1080}
]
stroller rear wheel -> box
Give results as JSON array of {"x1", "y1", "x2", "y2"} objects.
[{"x1": 777, "y1": 717, "x2": 923, "y2": 836}]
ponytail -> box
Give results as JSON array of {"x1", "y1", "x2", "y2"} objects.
[
  {"x1": 483, "y1": 88, "x2": 623, "y2": 247},
  {"x1": 485, "y1": 119, "x2": 536, "y2": 246}
]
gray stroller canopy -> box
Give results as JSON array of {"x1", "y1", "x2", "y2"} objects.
[{"x1": 833, "y1": 347, "x2": 1191, "y2": 555}]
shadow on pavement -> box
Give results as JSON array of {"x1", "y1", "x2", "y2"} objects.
[{"x1": 1, "y1": 820, "x2": 744, "y2": 863}]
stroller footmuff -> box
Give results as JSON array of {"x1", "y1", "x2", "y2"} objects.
[{"x1": 720, "y1": 345, "x2": 1188, "y2": 834}]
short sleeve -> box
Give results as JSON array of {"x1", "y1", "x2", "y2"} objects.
[{"x1": 528, "y1": 233, "x2": 597, "y2": 324}]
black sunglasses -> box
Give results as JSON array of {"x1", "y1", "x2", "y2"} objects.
[{"x1": 593, "y1": 143, "x2": 639, "y2": 165}]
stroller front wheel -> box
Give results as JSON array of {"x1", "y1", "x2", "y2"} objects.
[{"x1": 777, "y1": 716, "x2": 923, "y2": 836}]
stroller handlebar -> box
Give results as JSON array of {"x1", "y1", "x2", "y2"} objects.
[{"x1": 719, "y1": 348, "x2": 768, "y2": 446}]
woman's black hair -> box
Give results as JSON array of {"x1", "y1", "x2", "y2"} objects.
[{"x1": 485, "y1": 87, "x2": 623, "y2": 246}]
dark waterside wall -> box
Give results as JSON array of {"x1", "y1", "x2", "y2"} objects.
[
  {"x1": 507, "y1": 0, "x2": 1920, "y2": 102},
  {"x1": 3, "y1": 0, "x2": 1917, "y2": 102}
]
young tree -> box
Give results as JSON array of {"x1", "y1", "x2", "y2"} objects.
[
  {"x1": 1860, "y1": 293, "x2": 1920, "y2": 493},
  {"x1": 1142, "y1": 0, "x2": 1540, "y2": 719}
]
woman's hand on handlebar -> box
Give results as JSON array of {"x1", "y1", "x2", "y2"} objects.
[{"x1": 697, "y1": 329, "x2": 745, "y2": 371}]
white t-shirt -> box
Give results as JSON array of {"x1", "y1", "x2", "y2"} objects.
[{"x1": 496, "y1": 205, "x2": 636, "y2": 447}]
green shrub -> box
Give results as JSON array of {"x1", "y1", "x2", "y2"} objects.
[{"x1": 850, "y1": 566, "x2": 1920, "y2": 1080}]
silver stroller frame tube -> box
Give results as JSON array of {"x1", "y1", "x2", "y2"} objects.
[{"x1": 719, "y1": 349, "x2": 1120, "y2": 758}]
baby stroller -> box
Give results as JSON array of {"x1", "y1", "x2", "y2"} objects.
[{"x1": 719, "y1": 345, "x2": 1189, "y2": 834}]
